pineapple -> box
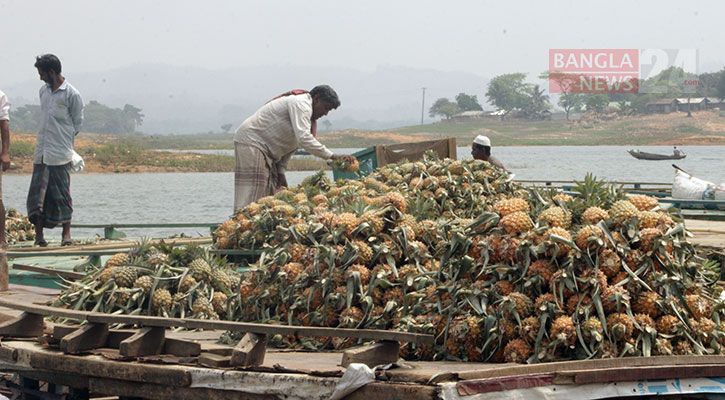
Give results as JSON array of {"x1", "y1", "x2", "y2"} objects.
[
  {"x1": 566, "y1": 293, "x2": 593, "y2": 315},
  {"x1": 212, "y1": 292, "x2": 228, "y2": 315},
  {"x1": 151, "y1": 289, "x2": 172, "y2": 311},
  {"x1": 287, "y1": 243, "x2": 306, "y2": 263},
  {"x1": 519, "y1": 316, "x2": 541, "y2": 343},
  {"x1": 575, "y1": 225, "x2": 604, "y2": 250},
  {"x1": 582, "y1": 206, "x2": 609, "y2": 225},
  {"x1": 334, "y1": 212, "x2": 359, "y2": 237},
  {"x1": 210, "y1": 268, "x2": 232, "y2": 292},
  {"x1": 133, "y1": 275, "x2": 154, "y2": 294},
  {"x1": 493, "y1": 280, "x2": 515, "y2": 296},
  {"x1": 179, "y1": 275, "x2": 197, "y2": 293},
  {"x1": 634, "y1": 313, "x2": 656, "y2": 333},
  {"x1": 606, "y1": 313, "x2": 634, "y2": 340},
  {"x1": 493, "y1": 198, "x2": 530, "y2": 217},
  {"x1": 543, "y1": 227, "x2": 573, "y2": 256},
  {"x1": 498, "y1": 211, "x2": 534, "y2": 235},
  {"x1": 581, "y1": 317, "x2": 604, "y2": 342},
  {"x1": 98, "y1": 267, "x2": 117, "y2": 284},
  {"x1": 609, "y1": 200, "x2": 638, "y2": 226},
  {"x1": 113, "y1": 267, "x2": 138, "y2": 288},
  {"x1": 352, "y1": 240, "x2": 374, "y2": 266},
  {"x1": 384, "y1": 192, "x2": 407, "y2": 213},
  {"x1": 105, "y1": 252, "x2": 130, "y2": 268},
  {"x1": 537, "y1": 206, "x2": 571, "y2": 229},
  {"x1": 503, "y1": 339, "x2": 532, "y2": 363},
  {"x1": 340, "y1": 306, "x2": 364, "y2": 327},
  {"x1": 637, "y1": 211, "x2": 661, "y2": 230},
  {"x1": 656, "y1": 315, "x2": 680, "y2": 335},
  {"x1": 345, "y1": 264, "x2": 372, "y2": 285},
  {"x1": 527, "y1": 259, "x2": 556, "y2": 283},
  {"x1": 192, "y1": 297, "x2": 218, "y2": 319},
  {"x1": 685, "y1": 294, "x2": 713, "y2": 319},
  {"x1": 628, "y1": 194, "x2": 659, "y2": 211},
  {"x1": 632, "y1": 291, "x2": 662, "y2": 318},
  {"x1": 638, "y1": 228, "x2": 661, "y2": 252},
  {"x1": 551, "y1": 316, "x2": 577, "y2": 346},
  {"x1": 280, "y1": 263, "x2": 305, "y2": 285},
  {"x1": 600, "y1": 285, "x2": 630, "y2": 313},
  {"x1": 359, "y1": 212, "x2": 385, "y2": 235},
  {"x1": 331, "y1": 157, "x2": 359, "y2": 173},
  {"x1": 505, "y1": 292, "x2": 534, "y2": 319},
  {"x1": 598, "y1": 249, "x2": 621, "y2": 278},
  {"x1": 189, "y1": 258, "x2": 212, "y2": 281}
]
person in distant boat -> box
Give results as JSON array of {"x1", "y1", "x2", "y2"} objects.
[
  {"x1": 26, "y1": 54, "x2": 84, "y2": 247},
  {"x1": 471, "y1": 135, "x2": 505, "y2": 169},
  {"x1": 233, "y1": 85, "x2": 356, "y2": 211},
  {"x1": 673, "y1": 146, "x2": 682, "y2": 157},
  {"x1": 0, "y1": 88, "x2": 11, "y2": 249}
]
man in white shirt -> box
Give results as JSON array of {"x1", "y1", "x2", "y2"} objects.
[
  {"x1": 26, "y1": 54, "x2": 84, "y2": 247},
  {"x1": 0, "y1": 89, "x2": 11, "y2": 249},
  {"x1": 233, "y1": 85, "x2": 355, "y2": 210},
  {"x1": 471, "y1": 135, "x2": 505, "y2": 170}
]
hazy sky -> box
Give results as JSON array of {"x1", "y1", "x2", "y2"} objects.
[{"x1": 2, "y1": 0, "x2": 724, "y2": 89}]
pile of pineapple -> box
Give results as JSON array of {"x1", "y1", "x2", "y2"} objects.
[
  {"x1": 53, "y1": 241, "x2": 243, "y2": 321},
  {"x1": 215, "y1": 154, "x2": 724, "y2": 363},
  {"x1": 5, "y1": 208, "x2": 36, "y2": 244}
]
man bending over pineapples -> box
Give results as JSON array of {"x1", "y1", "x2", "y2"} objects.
[{"x1": 232, "y1": 85, "x2": 356, "y2": 211}]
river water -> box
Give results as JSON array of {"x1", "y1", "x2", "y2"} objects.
[{"x1": 4, "y1": 146, "x2": 723, "y2": 240}]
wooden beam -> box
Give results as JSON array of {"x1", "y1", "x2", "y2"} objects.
[
  {"x1": 0, "y1": 251, "x2": 8, "y2": 291},
  {"x1": 106, "y1": 329, "x2": 137, "y2": 349},
  {"x1": 0, "y1": 297, "x2": 434, "y2": 345},
  {"x1": 119, "y1": 327, "x2": 165, "y2": 357},
  {"x1": 164, "y1": 338, "x2": 201, "y2": 357},
  {"x1": 87, "y1": 376, "x2": 270, "y2": 400},
  {"x1": 12, "y1": 263, "x2": 85, "y2": 280},
  {"x1": 0, "y1": 343, "x2": 18, "y2": 361},
  {"x1": 0, "y1": 312, "x2": 44, "y2": 337},
  {"x1": 60, "y1": 323, "x2": 109, "y2": 354},
  {"x1": 230, "y1": 333, "x2": 267, "y2": 367},
  {"x1": 53, "y1": 324, "x2": 78, "y2": 340},
  {"x1": 198, "y1": 352, "x2": 230, "y2": 368},
  {"x1": 341, "y1": 340, "x2": 399, "y2": 368}
]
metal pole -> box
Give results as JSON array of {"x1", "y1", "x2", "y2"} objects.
[{"x1": 421, "y1": 87, "x2": 426, "y2": 125}]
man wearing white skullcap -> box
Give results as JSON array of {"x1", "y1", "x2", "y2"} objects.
[{"x1": 471, "y1": 135, "x2": 505, "y2": 169}]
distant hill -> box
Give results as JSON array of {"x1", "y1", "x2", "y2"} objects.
[{"x1": 3, "y1": 64, "x2": 488, "y2": 134}]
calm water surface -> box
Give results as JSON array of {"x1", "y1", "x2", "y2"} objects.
[{"x1": 5, "y1": 146, "x2": 724, "y2": 239}]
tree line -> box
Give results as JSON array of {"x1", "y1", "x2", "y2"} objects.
[
  {"x1": 10, "y1": 101, "x2": 144, "y2": 134},
  {"x1": 430, "y1": 66, "x2": 725, "y2": 121}
]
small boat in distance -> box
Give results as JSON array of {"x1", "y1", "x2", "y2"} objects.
[{"x1": 628, "y1": 149, "x2": 686, "y2": 160}]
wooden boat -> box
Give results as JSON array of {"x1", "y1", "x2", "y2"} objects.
[{"x1": 628, "y1": 149, "x2": 686, "y2": 160}]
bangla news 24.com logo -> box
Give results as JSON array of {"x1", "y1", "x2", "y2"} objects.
[{"x1": 548, "y1": 49, "x2": 699, "y2": 94}]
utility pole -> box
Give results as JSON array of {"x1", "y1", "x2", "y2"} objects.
[{"x1": 421, "y1": 87, "x2": 426, "y2": 125}]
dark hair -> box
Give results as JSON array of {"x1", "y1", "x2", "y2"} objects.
[
  {"x1": 34, "y1": 54, "x2": 62, "y2": 74},
  {"x1": 473, "y1": 143, "x2": 491, "y2": 156},
  {"x1": 310, "y1": 85, "x2": 341, "y2": 108}
]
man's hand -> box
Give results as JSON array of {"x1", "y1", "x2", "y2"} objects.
[
  {"x1": 278, "y1": 173, "x2": 288, "y2": 188},
  {"x1": 331, "y1": 154, "x2": 357, "y2": 164},
  {"x1": 0, "y1": 152, "x2": 9, "y2": 171}
]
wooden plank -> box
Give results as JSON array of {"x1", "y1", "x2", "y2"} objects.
[
  {"x1": 341, "y1": 340, "x2": 399, "y2": 368},
  {"x1": 60, "y1": 323, "x2": 109, "y2": 354},
  {"x1": 0, "y1": 343, "x2": 17, "y2": 361},
  {"x1": 0, "y1": 251, "x2": 8, "y2": 291},
  {"x1": 561, "y1": 364, "x2": 725, "y2": 385},
  {"x1": 198, "y1": 352, "x2": 230, "y2": 368},
  {"x1": 29, "y1": 351, "x2": 192, "y2": 387},
  {"x1": 0, "y1": 297, "x2": 433, "y2": 345},
  {"x1": 164, "y1": 338, "x2": 201, "y2": 357},
  {"x1": 457, "y1": 373, "x2": 558, "y2": 395},
  {"x1": 119, "y1": 327, "x2": 165, "y2": 357},
  {"x1": 52, "y1": 324, "x2": 78, "y2": 340},
  {"x1": 11, "y1": 263, "x2": 85, "y2": 280},
  {"x1": 456, "y1": 355, "x2": 725, "y2": 381},
  {"x1": 230, "y1": 332, "x2": 267, "y2": 367},
  {"x1": 17, "y1": 370, "x2": 89, "y2": 390},
  {"x1": 106, "y1": 329, "x2": 136, "y2": 348},
  {"x1": 0, "y1": 311, "x2": 44, "y2": 337}
]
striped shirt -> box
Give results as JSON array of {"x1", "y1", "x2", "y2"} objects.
[
  {"x1": 234, "y1": 93, "x2": 333, "y2": 174},
  {"x1": 34, "y1": 80, "x2": 84, "y2": 166}
]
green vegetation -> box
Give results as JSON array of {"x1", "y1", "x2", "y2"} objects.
[
  {"x1": 9, "y1": 141, "x2": 35, "y2": 158},
  {"x1": 9, "y1": 101, "x2": 144, "y2": 135}
]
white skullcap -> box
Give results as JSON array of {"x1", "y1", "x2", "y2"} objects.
[{"x1": 473, "y1": 135, "x2": 491, "y2": 147}]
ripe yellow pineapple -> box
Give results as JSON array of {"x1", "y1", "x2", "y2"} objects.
[
  {"x1": 582, "y1": 206, "x2": 609, "y2": 225},
  {"x1": 133, "y1": 275, "x2": 154, "y2": 294},
  {"x1": 384, "y1": 192, "x2": 407, "y2": 213},
  {"x1": 211, "y1": 292, "x2": 228, "y2": 315},
  {"x1": 493, "y1": 198, "x2": 530, "y2": 217},
  {"x1": 552, "y1": 193, "x2": 573, "y2": 203},
  {"x1": 600, "y1": 285, "x2": 630, "y2": 313},
  {"x1": 537, "y1": 206, "x2": 571, "y2": 229},
  {"x1": 575, "y1": 225, "x2": 604, "y2": 250},
  {"x1": 340, "y1": 306, "x2": 364, "y2": 327},
  {"x1": 634, "y1": 313, "x2": 655, "y2": 332},
  {"x1": 333, "y1": 212, "x2": 359, "y2": 236},
  {"x1": 638, "y1": 228, "x2": 661, "y2": 252},
  {"x1": 637, "y1": 210, "x2": 661, "y2": 230},
  {"x1": 543, "y1": 227, "x2": 573, "y2": 256},
  {"x1": 628, "y1": 194, "x2": 659, "y2": 211},
  {"x1": 499, "y1": 211, "x2": 534, "y2": 234}
]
